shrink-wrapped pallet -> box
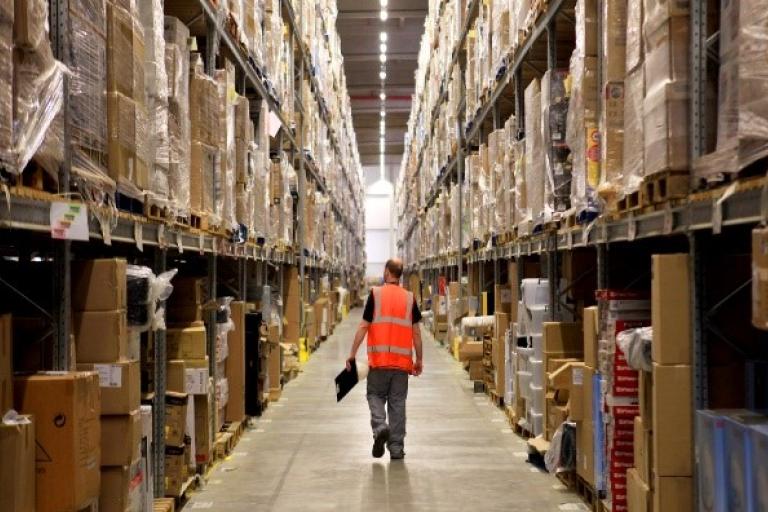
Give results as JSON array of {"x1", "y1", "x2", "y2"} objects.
[
  {"x1": 695, "y1": 0, "x2": 768, "y2": 181},
  {"x1": 164, "y1": 16, "x2": 191, "y2": 215},
  {"x1": 513, "y1": 140, "x2": 527, "y2": 229},
  {"x1": 542, "y1": 70, "x2": 571, "y2": 218},
  {"x1": 524, "y1": 79, "x2": 544, "y2": 226},
  {"x1": 216, "y1": 62, "x2": 237, "y2": 230},
  {"x1": 138, "y1": 0, "x2": 170, "y2": 202}
]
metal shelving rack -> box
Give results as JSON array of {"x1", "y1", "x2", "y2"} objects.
[
  {"x1": 0, "y1": 0, "x2": 365, "y2": 499},
  {"x1": 397, "y1": 0, "x2": 768, "y2": 505}
]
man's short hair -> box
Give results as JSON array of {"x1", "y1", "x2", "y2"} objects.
[{"x1": 385, "y1": 259, "x2": 403, "y2": 279}]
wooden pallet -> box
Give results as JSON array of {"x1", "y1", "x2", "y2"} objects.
[
  {"x1": 487, "y1": 387, "x2": 504, "y2": 408},
  {"x1": 153, "y1": 497, "x2": 176, "y2": 512},
  {"x1": 214, "y1": 432, "x2": 235, "y2": 460},
  {"x1": 145, "y1": 200, "x2": 171, "y2": 222},
  {"x1": 223, "y1": 419, "x2": 245, "y2": 445},
  {"x1": 616, "y1": 188, "x2": 642, "y2": 213},
  {"x1": 642, "y1": 171, "x2": 689, "y2": 205},
  {"x1": 116, "y1": 192, "x2": 144, "y2": 215},
  {"x1": 9, "y1": 185, "x2": 59, "y2": 202},
  {"x1": 512, "y1": 421, "x2": 533, "y2": 439},
  {"x1": 190, "y1": 210, "x2": 207, "y2": 231}
]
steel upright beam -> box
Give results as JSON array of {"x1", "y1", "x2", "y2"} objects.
[
  {"x1": 297, "y1": 56, "x2": 307, "y2": 337},
  {"x1": 690, "y1": 0, "x2": 707, "y2": 163},
  {"x1": 152, "y1": 248, "x2": 167, "y2": 497}
]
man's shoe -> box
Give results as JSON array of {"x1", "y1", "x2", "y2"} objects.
[
  {"x1": 372, "y1": 428, "x2": 390, "y2": 458},
  {"x1": 390, "y1": 452, "x2": 405, "y2": 460}
]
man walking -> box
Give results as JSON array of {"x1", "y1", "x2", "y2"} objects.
[{"x1": 347, "y1": 258, "x2": 423, "y2": 460}]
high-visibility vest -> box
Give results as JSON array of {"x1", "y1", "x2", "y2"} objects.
[{"x1": 367, "y1": 284, "x2": 415, "y2": 373}]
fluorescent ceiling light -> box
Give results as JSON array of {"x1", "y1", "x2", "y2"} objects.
[
  {"x1": 380, "y1": 110, "x2": 386, "y2": 117},
  {"x1": 379, "y1": 53, "x2": 387, "y2": 63},
  {"x1": 380, "y1": 0, "x2": 388, "y2": 7},
  {"x1": 380, "y1": 43, "x2": 387, "y2": 53},
  {"x1": 380, "y1": 32, "x2": 388, "y2": 42},
  {"x1": 380, "y1": 10, "x2": 388, "y2": 21},
  {"x1": 380, "y1": 92, "x2": 386, "y2": 101},
  {"x1": 379, "y1": 70, "x2": 386, "y2": 80}
]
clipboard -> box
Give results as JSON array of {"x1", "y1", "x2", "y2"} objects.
[{"x1": 335, "y1": 359, "x2": 359, "y2": 402}]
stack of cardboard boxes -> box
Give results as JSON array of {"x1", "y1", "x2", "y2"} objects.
[
  {"x1": 106, "y1": 0, "x2": 150, "y2": 193},
  {"x1": 166, "y1": 277, "x2": 212, "y2": 468},
  {"x1": 163, "y1": 391, "x2": 189, "y2": 497},
  {"x1": 13, "y1": 372, "x2": 101, "y2": 512},
  {"x1": 164, "y1": 16, "x2": 191, "y2": 216},
  {"x1": 189, "y1": 55, "x2": 221, "y2": 220},
  {"x1": 595, "y1": 290, "x2": 650, "y2": 512},
  {"x1": 71, "y1": 258, "x2": 144, "y2": 511},
  {"x1": 644, "y1": 254, "x2": 693, "y2": 511},
  {"x1": 1, "y1": 313, "x2": 36, "y2": 512},
  {"x1": 542, "y1": 323, "x2": 583, "y2": 441},
  {"x1": 575, "y1": 306, "x2": 598, "y2": 489},
  {"x1": 225, "y1": 301, "x2": 247, "y2": 425}
]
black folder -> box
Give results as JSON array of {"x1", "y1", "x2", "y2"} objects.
[{"x1": 335, "y1": 359, "x2": 359, "y2": 402}]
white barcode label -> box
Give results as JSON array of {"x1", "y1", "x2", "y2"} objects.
[{"x1": 93, "y1": 364, "x2": 122, "y2": 388}]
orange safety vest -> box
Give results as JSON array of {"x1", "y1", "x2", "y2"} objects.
[{"x1": 367, "y1": 284, "x2": 415, "y2": 373}]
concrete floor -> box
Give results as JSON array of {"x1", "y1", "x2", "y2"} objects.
[{"x1": 186, "y1": 309, "x2": 588, "y2": 511}]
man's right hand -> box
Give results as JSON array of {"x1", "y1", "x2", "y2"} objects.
[
  {"x1": 412, "y1": 360, "x2": 423, "y2": 376},
  {"x1": 345, "y1": 357, "x2": 355, "y2": 372}
]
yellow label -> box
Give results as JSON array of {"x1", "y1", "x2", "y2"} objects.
[{"x1": 586, "y1": 125, "x2": 601, "y2": 188}]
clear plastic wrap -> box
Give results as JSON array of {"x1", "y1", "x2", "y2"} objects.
[
  {"x1": 216, "y1": 64, "x2": 237, "y2": 230},
  {"x1": 524, "y1": 79, "x2": 544, "y2": 225},
  {"x1": 567, "y1": 51, "x2": 600, "y2": 215},
  {"x1": 598, "y1": 80, "x2": 628, "y2": 209},
  {"x1": 164, "y1": 17, "x2": 191, "y2": 215},
  {"x1": 616, "y1": 326, "x2": 652, "y2": 372},
  {"x1": 621, "y1": 68, "x2": 645, "y2": 195},
  {"x1": 513, "y1": 139, "x2": 527, "y2": 229},
  {"x1": 138, "y1": 0, "x2": 170, "y2": 201},
  {"x1": 542, "y1": 70, "x2": 572, "y2": 219},
  {"x1": 625, "y1": 0, "x2": 644, "y2": 74},
  {"x1": 69, "y1": 0, "x2": 108, "y2": 172},
  {"x1": 695, "y1": 0, "x2": 768, "y2": 182},
  {"x1": 643, "y1": 80, "x2": 689, "y2": 176}
]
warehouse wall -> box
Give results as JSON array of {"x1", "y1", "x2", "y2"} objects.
[{"x1": 364, "y1": 165, "x2": 397, "y2": 278}]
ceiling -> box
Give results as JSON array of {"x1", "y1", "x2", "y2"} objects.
[{"x1": 336, "y1": 0, "x2": 428, "y2": 169}]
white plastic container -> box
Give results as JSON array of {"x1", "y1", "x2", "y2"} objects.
[
  {"x1": 531, "y1": 334, "x2": 543, "y2": 359},
  {"x1": 528, "y1": 305, "x2": 549, "y2": 336},
  {"x1": 531, "y1": 384, "x2": 545, "y2": 411},
  {"x1": 521, "y1": 278, "x2": 549, "y2": 306},
  {"x1": 518, "y1": 371, "x2": 533, "y2": 399},
  {"x1": 516, "y1": 301, "x2": 528, "y2": 335},
  {"x1": 531, "y1": 358, "x2": 544, "y2": 386},
  {"x1": 529, "y1": 410, "x2": 544, "y2": 436}
]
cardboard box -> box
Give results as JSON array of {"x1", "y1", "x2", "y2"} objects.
[
  {"x1": 0, "y1": 416, "x2": 35, "y2": 512},
  {"x1": 164, "y1": 392, "x2": 188, "y2": 446},
  {"x1": 106, "y1": 91, "x2": 149, "y2": 190},
  {"x1": 72, "y1": 259, "x2": 127, "y2": 311},
  {"x1": 570, "y1": 365, "x2": 586, "y2": 421},
  {"x1": 652, "y1": 363, "x2": 692, "y2": 476},
  {"x1": 169, "y1": 277, "x2": 206, "y2": 306},
  {"x1": 190, "y1": 141, "x2": 218, "y2": 213},
  {"x1": 13, "y1": 372, "x2": 100, "y2": 512},
  {"x1": 225, "y1": 300, "x2": 244, "y2": 423},
  {"x1": 583, "y1": 307, "x2": 598, "y2": 368},
  {"x1": 752, "y1": 227, "x2": 768, "y2": 329},
  {"x1": 651, "y1": 254, "x2": 691, "y2": 364},
  {"x1": 77, "y1": 360, "x2": 140, "y2": 415},
  {"x1": 106, "y1": 2, "x2": 145, "y2": 99},
  {"x1": 634, "y1": 415, "x2": 653, "y2": 484},
  {"x1": 494, "y1": 313, "x2": 508, "y2": 393},
  {"x1": 0, "y1": 314, "x2": 11, "y2": 412},
  {"x1": 643, "y1": 81, "x2": 689, "y2": 176},
  {"x1": 194, "y1": 391, "x2": 213, "y2": 464},
  {"x1": 639, "y1": 369, "x2": 653, "y2": 424},
  {"x1": 100, "y1": 461, "x2": 143, "y2": 512},
  {"x1": 184, "y1": 359, "x2": 210, "y2": 395},
  {"x1": 643, "y1": 13, "x2": 689, "y2": 96},
  {"x1": 543, "y1": 322, "x2": 584, "y2": 354},
  {"x1": 468, "y1": 360, "x2": 484, "y2": 380},
  {"x1": 577, "y1": 420, "x2": 596, "y2": 486},
  {"x1": 164, "y1": 444, "x2": 186, "y2": 497},
  {"x1": 101, "y1": 410, "x2": 142, "y2": 466},
  {"x1": 627, "y1": 467, "x2": 650, "y2": 512},
  {"x1": 167, "y1": 326, "x2": 207, "y2": 360},
  {"x1": 74, "y1": 310, "x2": 128, "y2": 363},
  {"x1": 458, "y1": 340, "x2": 483, "y2": 362},
  {"x1": 166, "y1": 360, "x2": 187, "y2": 394},
  {"x1": 494, "y1": 284, "x2": 513, "y2": 317},
  {"x1": 603, "y1": 0, "x2": 628, "y2": 82},
  {"x1": 653, "y1": 476, "x2": 693, "y2": 512},
  {"x1": 167, "y1": 304, "x2": 203, "y2": 324}
]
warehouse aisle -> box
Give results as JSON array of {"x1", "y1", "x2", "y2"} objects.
[{"x1": 187, "y1": 309, "x2": 583, "y2": 511}]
